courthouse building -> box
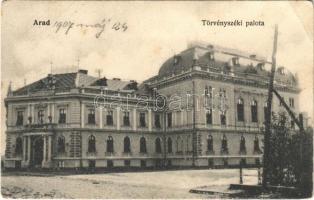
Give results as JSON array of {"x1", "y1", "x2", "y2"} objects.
[{"x1": 4, "y1": 43, "x2": 300, "y2": 169}]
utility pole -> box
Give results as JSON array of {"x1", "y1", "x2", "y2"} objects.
[
  {"x1": 262, "y1": 25, "x2": 278, "y2": 188},
  {"x1": 192, "y1": 79, "x2": 196, "y2": 167}
]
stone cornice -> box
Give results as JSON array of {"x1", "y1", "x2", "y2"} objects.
[{"x1": 147, "y1": 70, "x2": 300, "y2": 94}]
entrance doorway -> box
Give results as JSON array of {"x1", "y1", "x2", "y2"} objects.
[{"x1": 32, "y1": 136, "x2": 44, "y2": 167}]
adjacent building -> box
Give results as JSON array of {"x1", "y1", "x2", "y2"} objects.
[{"x1": 4, "y1": 43, "x2": 301, "y2": 169}]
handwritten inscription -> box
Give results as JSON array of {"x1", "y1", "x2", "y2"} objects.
[{"x1": 53, "y1": 18, "x2": 128, "y2": 38}]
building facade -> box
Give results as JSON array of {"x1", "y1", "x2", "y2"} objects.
[{"x1": 4, "y1": 43, "x2": 300, "y2": 169}]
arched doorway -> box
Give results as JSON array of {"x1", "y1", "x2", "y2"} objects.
[{"x1": 32, "y1": 136, "x2": 44, "y2": 167}]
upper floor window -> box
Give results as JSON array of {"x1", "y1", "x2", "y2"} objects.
[
  {"x1": 232, "y1": 57, "x2": 239, "y2": 66},
  {"x1": 220, "y1": 110, "x2": 226, "y2": 125},
  {"x1": 205, "y1": 86, "x2": 213, "y2": 98},
  {"x1": 58, "y1": 109, "x2": 66, "y2": 124},
  {"x1": 167, "y1": 137, "x2": 173, "y2": 153},
  {"x1": 176, "y1": 136, "x2": 183, "y2": 153},
  {"x1": 16, "y1": 111, "x2": 24, "y2": 126},
  {"x1": 221, "y1": 135, "x2": 228, "y2": 154},
  {"x1": 186, "y1": 135, "x2": 192, "y2": 152},
  {"x1": 155, "y1": 138, "x2": 162, "y2": 153},
  {"x1": 140, "y1": 137, "x2": 147, "y2": 153},
  {"x1": 88, "y1": 135, "x2": 96, "y2": 153},
  {"x1": 15, "y1": 137, "x2": 23, "y2": 155},
  {"x1": 140, "y1": 112, "x2": 146, "y2": 127},
  {"x1": 291, "y1": 120, "x2": 295, "y2": 130},
  {"x1": 206, "y1": 109, "x2": 212, "y2": 125},
  {"x1": 106, "y1": 110, "x2": 113, "y2": 125},
  {"x1": 279, "y1": 98, "x2": 285, "y2": 107},
  {"x1": 123, "y1": 111, "x2": 130, "y2": 126},
  {"x1": 251, "y1": 100, "x2": 258, "y2": 123},
  {"x1": 219, "y1": 89, "x2": 226, "y2": 98},
  {"x1": 106, "y1": 136, "x2": 114, "y2": 153},
  {"x1": 240, "y1": 136, "x2": 246, "y2": 154},
  {"x1": 57, "y1": 136, "x2": 65, "y2": 153},
  {"x1": 154, "y1": 114, "x2": 161, "y2": 128},
  {"x1": 289, "y1": 98, "x2": 295, "y2": 108},
  {"x1": 207, "y1": 135, "x2": 213, "y2": 152},
  {"x1": 88, "y1": 109, "x2": 95, "y2": 124},
  {"x1": 167, "y1": 113, "x2": 172, "y2": 127},
  {"x1": 209, "y1": 52, "x2": 214, "y2": 60},
  {"x1": 38, "y1": 110, "x2": 44, "y2": 124},
  {"x1": 237, "y1": 98, "x2": 244, "y2": 122},
  {"x1": 254, "y1": 135, "x2": 261, "y2": 153},
  {"x1": 124, "y1": 137, "x2": 131, "y2": 153}
]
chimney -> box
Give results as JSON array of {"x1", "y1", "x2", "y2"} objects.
[{"x1": 78, "y1": 69, "x2": 88, "y2": 74}]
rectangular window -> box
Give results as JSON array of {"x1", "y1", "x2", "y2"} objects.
[
  {"x1": 58, "y1": 109, "x2": 66, "y2": 124},
  {"x1": 124, "y1": 160, "x2": 130, "y2": 167},
  {"x1": 251, "y1": 106, "x2": 258, "y2": 122},
  {"x1": 279, "y1": 98, "x2": 284, "y2": 107},
  {"x1": 206, "y1": 110, "x2": 212, "y2": 125},
  {"x1": 220, "y1": 111, "x2": 226, "y2": 125},
  {"x1": 167, "y1": 112, "x2": 172, "y2": 127},
  {"x1": 139, "y1": 112, "x2": 146, "y2": 127},
  {"x1": 88, "y1": 109, "x2": 95, "y2": 124},
  {"x1": 154, "y1": 114, "x2": 161, "y2": 128},
  {"x1": 38, "y1": 110, "x2": 44, "y2": 124},
  {"x1": 106, "y1": 110, "x2": 113, "y2": 125},
  {"x1": 16, "y1": 111, "x2": 24, "y2": 126},
  {"x1": 289, "y1": 98, "x2": 295, "y2": 108},
  {"x1": 123, "y1": 111, "x2": 130, "y2": 126}
]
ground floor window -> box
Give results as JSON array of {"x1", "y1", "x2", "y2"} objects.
[
  {"x1": 240, "y1": 158, "x2": 246, "y2": 166},
  {"x1": 208, "y1": 159, "x2": 214, "y2": 168},
  {"x1": 89, "y1": 160, "x2": 96, "y2": 168},
  {"x1": 140, "y1": 160, "x2": 146, "y2": 167},
  {"x1": 107, "y1": 160, "x2": 114, "y2": 168},
  {"x1": 124, "y1": 160, "x2": 130, "y2": 167},
  {"x1": 223, "y1": 158, "x2": 228, "y2": 167},
  {"x1": 58, "y1": 161, "x2": 65, "y2": 168},
  {"x1": 15, "y1": 161, "x2": 21, "y2": 169}
]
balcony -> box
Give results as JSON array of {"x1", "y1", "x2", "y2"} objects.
[{"x1": 24, "y1": 123, "x2": 57, "y2": 130}]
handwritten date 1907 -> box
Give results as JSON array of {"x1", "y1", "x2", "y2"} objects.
[{"x1": 53, "y1": 18, "x2": 128, "y2": 38}]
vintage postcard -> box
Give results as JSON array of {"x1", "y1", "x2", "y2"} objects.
[{"x1": 1, "y1": 0, "x2": 313, "y2": 199}]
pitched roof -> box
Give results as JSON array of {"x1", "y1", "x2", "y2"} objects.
[{"x1": 13, "y1": 71, "x2": 137, "y2": 96}]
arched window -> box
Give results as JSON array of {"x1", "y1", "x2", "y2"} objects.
[
  {"x1": 155, "y1": 138, "x2": 162, "y2": 153},
  {"x1": 124, "y1": 136, "x2": 131, "y2": 153},
  {"x1": 251, "y1": 100, "x2": 258, "y2": 122},
  {"x1": 240, "y1": 135, "x2": 246, "y2": 154},
  {"x1": 254, "y1": 135, "x2": 261, "y2": 153},
  {"x1": 15, "y1": 137, "x2": 23, "y2": 155},
  {"x1": 88, "y1": 135, "x2": 96, "y2": 153},
  {"x1": 237, "y1": 98, "x2": 244, "y2": 122},
  {"x1": 207, "y1": 135, "x2": 213, "y2": 152},
  {"x1": 221, "y1": 135, "x2": 228, "y2": 154},
  {"x1": 106, "y1": 136, "x2": 114, "y2": 153},
  {"x1": 140, "y1": 137, "x2": 147, "y2": 153},
  {"x1": 167, "y1": 137, "x2": 172, "y2": 153},
  {"x1": 57, "y1": 136, "x2": 65, "y2": 153}
]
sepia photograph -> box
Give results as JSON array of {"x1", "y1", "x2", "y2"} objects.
[{"x1": 1, "y1": 1, "x2": 313, "y2": 199}]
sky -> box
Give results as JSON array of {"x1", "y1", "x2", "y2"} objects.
[{"x1": 1, "y1": 1, "x2": 313, "y2": 154}]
